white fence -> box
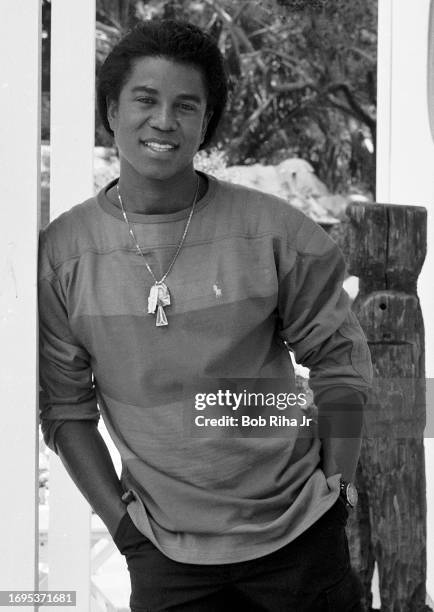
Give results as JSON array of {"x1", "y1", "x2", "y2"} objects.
[{"x1": 1, "y1": 1, "x2": 433, "y2": 610}]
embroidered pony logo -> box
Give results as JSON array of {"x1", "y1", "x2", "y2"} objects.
[{"x1": 213, "y1": 283, "x2": 222, "y2": 298}]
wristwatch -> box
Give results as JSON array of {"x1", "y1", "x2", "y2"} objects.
[
  {"x1": 121, "y1": 490, "x2": 135, "y2": 504},
  {"x1": 339, "y1": 478, "x2": 358, "y2": 508}
]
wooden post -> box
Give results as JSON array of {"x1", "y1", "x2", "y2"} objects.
[
  {"x1": 340, "y1": 202, "x2": 429, "y2": 611},
  {"x1": 0, "y1": 1, "x2": 41, "y2": 606},
  {"x1": 47, "y1": 2, "x2": 96, "y2": 611}
]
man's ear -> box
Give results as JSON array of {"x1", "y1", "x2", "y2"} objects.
[{"x1": 106, "y1": 98, "x2": 118, "y2": 132}]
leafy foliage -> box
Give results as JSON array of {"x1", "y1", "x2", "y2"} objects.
[{"x1": 43, "y1": 0, "x2": 377, "y2": 195}]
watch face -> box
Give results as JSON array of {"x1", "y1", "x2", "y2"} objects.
[{"x1": 347, "y1": 483, "x2": 358, "y2": 507}]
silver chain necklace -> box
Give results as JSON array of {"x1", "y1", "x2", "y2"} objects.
[{"x1": 116, "y1": 175, "x2": 200, "y2": 327}]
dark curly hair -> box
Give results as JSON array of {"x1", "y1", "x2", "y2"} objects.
[{"x1": 96, "y1": 19, "x2": 228, "y2": 149}]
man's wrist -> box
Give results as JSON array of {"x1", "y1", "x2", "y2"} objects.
[
  {"x1": 103, "y1": 497, "x2": 130, "y2": 537},
  {"x1": 339, "y1": 478, "x2": 358, "y2": 508}
]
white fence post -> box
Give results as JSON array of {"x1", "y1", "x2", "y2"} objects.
[
  {"x1": 376, "y1": 0, "x2": 434, "y2": 599},
  {"x1": 47, "y1": 2, "x2": 96, "y2": 611},
  {"x1": 376, "y1": 0, "x2": 393, "y2": 203},
  {"x1": 0, "y1": 1, "x2": 40, "y2": 608}
]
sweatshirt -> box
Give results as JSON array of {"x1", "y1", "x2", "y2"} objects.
[{"x1": 38, "y1": 172, "x2": 372, "y2": 564}]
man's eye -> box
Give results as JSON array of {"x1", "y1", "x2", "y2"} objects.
[
  {"x1": 137, "y1": 97, "x2": 154, "y2": 104},
  {"x1": 178, "y1": 103, "x2": 196, "y2": 112}
]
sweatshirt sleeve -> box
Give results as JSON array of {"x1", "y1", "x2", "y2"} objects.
[
  {"x1": 38, "y1": 228, "x2": 100, "y2": 452},
  {"x1": 276, "y1": 213, "x2": 373, "y2": 404}
]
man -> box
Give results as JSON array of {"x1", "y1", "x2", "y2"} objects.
[{"x1": 39, "y1": 19, "x2": 372, "y2": 611}]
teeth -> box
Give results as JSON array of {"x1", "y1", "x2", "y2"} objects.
[{"x1": 145, "y1": 142, "x2": 176, "y2": 152}]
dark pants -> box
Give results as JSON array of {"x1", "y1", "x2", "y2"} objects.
[{"x1": 115, "y1": 499, "x2": 363, "y2": 612}]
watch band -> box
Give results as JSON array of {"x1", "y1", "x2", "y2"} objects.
[{"x1": 121, "y1": 490, "x2": 135, "y2": 504}]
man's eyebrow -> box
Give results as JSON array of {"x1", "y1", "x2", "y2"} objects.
[
  {"x1": 130, "y1": 85, "x2": 204, "y2": 104},
  {"x1": 131, "y1": 86, "x2": 158, "y2": 95}
]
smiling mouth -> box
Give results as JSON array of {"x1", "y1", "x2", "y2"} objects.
[{"x1": 142, "y1": 141, "x2": 178, "y2": 153}]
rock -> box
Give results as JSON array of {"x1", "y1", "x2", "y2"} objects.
[
  {"x1": 94, "y1": 146, "x2": 119, "y2": 192},
  {"x1": 223, "y1": 158, "x2": 342, "y2": 225}
]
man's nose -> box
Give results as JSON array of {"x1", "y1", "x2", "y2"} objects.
[{"x1": 149, "y1": 105, "x2": 177, "y2": 131}]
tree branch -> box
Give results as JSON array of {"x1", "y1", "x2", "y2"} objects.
[
  {"x1": 203, "y1": 0, "x2": 266, "y2": 72},
  {"x1": 348, "y1": 46, "x2": 376, "y2": 64},
  {"x1": 230, "y1": 95, "x2": 277, "y2": 149},
  {"x1": 327, "y1": 83, "x2": 376, "y2": 131},
  {"x1": 326, "y1": 96, "x2": 356, "y2": 118},
  {"x1": 271, "y1": 80, "x2": 316, "y2": 93},
  {"x1": 261, "y1": 47, "x2": 299, "y2": 69}
]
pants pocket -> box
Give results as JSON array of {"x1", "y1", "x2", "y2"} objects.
[
  {"x1": 113, "y1": 511, "x2": 150, "y2": 556},
  {"x1": 334, "y1": 496, "x2": 350, "y2": 525},
  {"x1": 325, "y1": 569, "x2": 364, "y2": 611}
]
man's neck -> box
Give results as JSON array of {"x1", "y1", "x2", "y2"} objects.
[{"x1": 113, "y1": 163, "x2": 202, "y2": 215}]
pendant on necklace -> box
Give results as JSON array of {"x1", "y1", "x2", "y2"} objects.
[
  {"x1": 147, "y1": 282, "x2": 171, "y2": 326},
  {"x1": 156, "y1": 303, "x2": 168, "y2": 326}
]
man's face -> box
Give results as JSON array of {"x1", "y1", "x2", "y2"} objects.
[{"x1": 107, "y1": 56, "x2": 211, "y2": 181}]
